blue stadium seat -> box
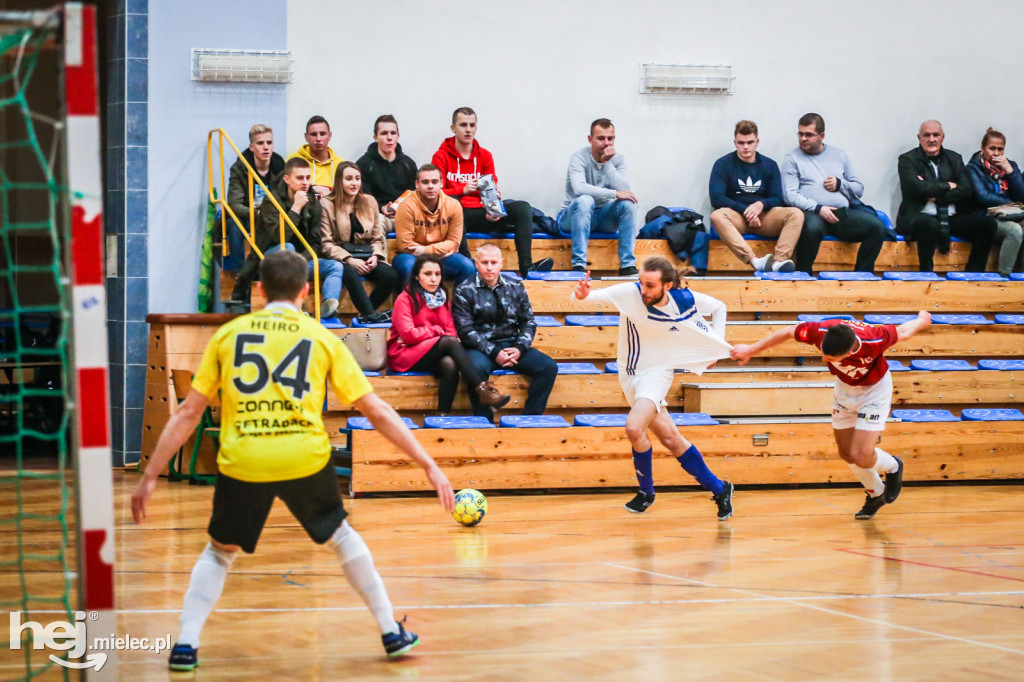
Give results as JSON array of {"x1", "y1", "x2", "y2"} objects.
[
  {"x1": 887, "y1": 359, "x2": 910, "y2": 371},
  {"x1": 757, "y1": 271, "x2": 816, "y2": 280},
  {"x1": 526, "y1": 271, "x2": 586, "y2": 281},
  {"x1": 363, "y1": 371, "x2": 382, "y2": 377},
  {"x1": 864, "y1": 314, "x2": 916, "y2": 324},
  {"x1": 909, "y1": 359, "x2": 976, "y2": 371},
  {"x1": 882, "y1": 271, "x2": 943, "y2": 281},
  {"x1": 424, "y1": 416, "x2": 496, "y2": 429},
  {"x1": 532, "y1": 232, "x2": 557, "y2": 240},
  {"x1": 556, "y1": 362, "x2": 602, "y2": 374},
  {"x1": 387, "y1": 370, "x2": 431, "y2": 376},
  {"x1": 501, "y1": 271, "x2": 523, "y2": 282},
  {"x1": 978, "y1": 359, "x2": 1024, "y2": 370},
  {"x1": 347, "y1": 416, "x2": 419, "y2": 430},
  {"x1": 892, "y1": 409, "x2": 960, "y2": 422},
  {"x1": 498, "y1": 415, "x2": 571, "y2": 428},
  {"x1": 797, "y1": 314, "x2": 856, "y2": 322},
  {"x1": 566, "y1": 315, "x2": 620, "y2": 326},
  {"x1": 320, "y1": 317, "x2": 347, "y2": 329},
  {"x1": 931, "y1": 314, "x2": 993, "y2": 325},
  {"x1": 945, "y1": 272, "x2": 1008, "y2": 281},
  {"x1": 818, "y1": 271, "x2": 881, "y2": 281},
  {"x1": 961, "y1": 408, "x2": 1024, "y2": 421},
  {"x1": 876, "y1": 210, "x2": 895, "y2": 233},
  {"x1": 534, "y1": 315, "x2": 563, "y2": 327},
  {"x1": 605, "y1": 362, "x2": 619, "y2": 373},
  {"x1": 465, "y1": 232, "x2": 515, "y2": 239},
  {"x1": 994, "y1": 314, "x2": 1024, "y2": 325},
  {"x1": 1010, "y1": 273, "x2": 1024, "y2": 281},
  {"x1": 491, "y1": 368, "x2": 517, "y2": 375},
  {"x1": 574, "y1": 413, "x2": 628, "y2": 426},
  {"x1": 350, "y1": 317, "x2": 391, "y2": 328},
  {"x1": 670, "y1": 413, "x2": 720, "y2": 426}
]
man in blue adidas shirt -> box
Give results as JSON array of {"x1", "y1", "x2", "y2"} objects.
[{"x1": 709, "y1": 120, "x2": 804, "y2": 273}]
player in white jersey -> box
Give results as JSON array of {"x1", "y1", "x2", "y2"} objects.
[{"x1": 573, "y1": 257, "x2": 735, "y2": 518}]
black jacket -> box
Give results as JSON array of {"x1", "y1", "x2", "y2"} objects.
[
  {"x1": 255, "y1": 178, "x2": 322, "y2": 260},
  {"x1": 896, "y1": 146, "x2": 975, "y2": 234},
  {"x1": 355, "y1": 142, "x2": 417, "y2": 208},
  {"x1": 227, "y1": 149, "x2": 285, "y2": 218},
  {"x1": 452, "y1": 274, "x2": 537, "y2": 360}
]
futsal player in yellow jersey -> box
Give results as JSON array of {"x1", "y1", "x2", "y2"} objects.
[{"x1": 132, "y1": 250, "x2": 454, "y2": 670}]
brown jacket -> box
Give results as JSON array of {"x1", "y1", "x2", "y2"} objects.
[
  {"x1": 320, "y1": 194, "x2": 389, "y2": 262},
  {"x1": 394, "y1": 190, "x2": 463, "y2": 257}
]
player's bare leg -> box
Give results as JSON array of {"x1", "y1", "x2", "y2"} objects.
[
  {"x1": 835, "y1": 427, "x2": 903, "y2": 519},
  {"x1": 623, "y1": 399, "x2": 659, "y2": 512},
  {"x1": 648, "y1": 410, "x2": 733, "y2": 520}
]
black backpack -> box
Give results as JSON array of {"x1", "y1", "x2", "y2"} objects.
[{"x1": 644, "y1": 207, "x2": 705, "y2": 257}]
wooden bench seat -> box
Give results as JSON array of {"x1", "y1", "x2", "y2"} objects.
[{"x1": 348, "y1": 419, "x2": 1024, "y2": 492}]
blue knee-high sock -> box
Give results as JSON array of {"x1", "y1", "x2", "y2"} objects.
[
  {"x1": 632, "y1": 447, "x2": 654, "y2": 494},
  {"x1": 676, "y1": 445, "x2": 724, "y2": 496}
]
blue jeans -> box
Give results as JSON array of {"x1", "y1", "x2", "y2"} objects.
[
  {"x1": 465, "y1": 347, "x2": 558, "y2": 417},
  {"x1": 559, "y1": 196, "x2": 639, "y2": 268},
  {"x1": 223, "y1": 216, "x2": 248, "y2": 272},
  {"x1": 265, "y1": 244, "x2": 343, "y2": 301},
  {"x1": 392, "y1": 251, "x2": 476, "y2": 287}
]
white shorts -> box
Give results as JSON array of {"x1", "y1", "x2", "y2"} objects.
[
  {"x1": 619, "y1": 368, "x2": 674, "y2": 411},
  {"x1": 832, "y1": 372, "x2": 893, "y2": 432}
]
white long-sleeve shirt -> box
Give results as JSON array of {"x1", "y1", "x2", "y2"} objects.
[{"x1": 580, "y1": 283, "x2": 731, "y2": 375}]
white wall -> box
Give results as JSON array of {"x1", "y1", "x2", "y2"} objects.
[
  {"x1": 287, "y1": 0, "x2": 1024, "y2": 221},
  {"x1": 148, "y1": 0, "x2": 287, "y2": 313}
]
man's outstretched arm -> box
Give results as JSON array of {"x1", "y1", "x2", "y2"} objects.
[
  {"x1": 730, "y1": 325, "x2": 798, "y2": 365},
  {"x1": 896, "y1": 311, "x2": 931, "y2": 341}
]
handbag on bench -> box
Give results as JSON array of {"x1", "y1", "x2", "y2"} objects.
[{"x1": 340, "y1": 328, "x2": 387, "y2": 371}]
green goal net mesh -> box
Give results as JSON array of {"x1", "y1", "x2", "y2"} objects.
[{"x1": 0, "y1": 12, "x2": 76, "y2": 680}]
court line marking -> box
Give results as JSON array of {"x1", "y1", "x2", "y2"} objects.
[
  {"x1": 19, "y1": 589, "x2": 1024, "y2": 616},
  {"x1": 605, "y1": 563, "x2": 1024, "y2": 656},
  {"x1": 840, "y1": 548, "x2": 1024, "y2": 583}
]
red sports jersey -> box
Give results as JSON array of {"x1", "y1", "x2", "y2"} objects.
[{"x1": 794, "y1": 320, "x2": 899, "y2": 386}]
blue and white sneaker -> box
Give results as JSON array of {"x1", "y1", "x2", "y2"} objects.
[
  {"x1": 382, "y1": 620, "x2": 419, "y2": 659},
  {"x1": 168, "y1": 643, "x2": 198, "y2": 671}
]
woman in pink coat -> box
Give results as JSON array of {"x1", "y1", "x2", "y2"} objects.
[{"x1": 387, "y1": 255, "x2": 510, "y2": 414}]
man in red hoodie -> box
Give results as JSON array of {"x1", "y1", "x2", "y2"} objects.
[{"x1": 432, "y1": 107, "x2": 552, "y2": 278}]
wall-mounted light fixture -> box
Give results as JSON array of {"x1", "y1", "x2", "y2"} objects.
[
  {"x1": 640, "y1": 64, "x2": 734, "y2": 95},
  {"x1": 191, "y1": 49, "x2": 293, "y2": 84}
]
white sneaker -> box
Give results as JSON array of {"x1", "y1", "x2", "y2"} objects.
[
  {"x1": 772, "y1": 259, "x2": 796, "y2": 272},
  {"x1": 750, "y1": 254, "x2": 774, "y2": 272},
  {"x1": 321, "y1": 298, "x2": 339, "y2": 318}
]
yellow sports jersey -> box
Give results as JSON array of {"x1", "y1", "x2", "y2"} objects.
[{"x1": 192, "y1": 304, "x2": 372, "y2": 482}]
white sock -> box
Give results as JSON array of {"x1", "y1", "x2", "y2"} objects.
[
  {"x1": 872, "y1": 447, "x2": 899, "y2": 474},
  {"x1": 178, "y1": 543, "x2": 237, "y2": 648},
  {"x1": 329, "y1": 521, "x2": 398, "y2": 635},
  {"x1": 847, "y1": 461, "x2": 884, "y2": 497}
]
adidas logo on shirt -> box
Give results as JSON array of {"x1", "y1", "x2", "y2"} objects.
[{"x1": 737, "y1": 176, "x2": 762, "y2": 193}]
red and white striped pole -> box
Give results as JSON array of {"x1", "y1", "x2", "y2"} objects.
[{"x1": 65, "y1": 3, "x2": 118, "y2": 679}]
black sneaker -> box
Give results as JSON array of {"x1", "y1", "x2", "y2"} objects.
[
  {"x1": 855, "y1": 492, "x2": 886, "y2": 520},
  {"x1": 361, "y1": 311, "x2": 391, "y2": 324},
  {"x1": 529, "y1": 257, "x2": 554, "y2": 273},
  {"x1": 382, "y1": 620, "x2": 420, "y2": 659},
  {"x1": 572, "y1": 265, "x2": 586, "y2": 272},
  {"x1": 618, "y1": 266, "x2": 639, "y2": 276},
  {"x1": 883, "y1": 456, "x2": 904, "y2": 503},
  {"x1": 624, "y1": 490, "x2": 655, "y2": 513},
  {"x1": 168, "y1": 643, "x2": 198, "y2": 671},
  {"x1": 713, "y1": 481, "x2": 734, "y2": 520}
]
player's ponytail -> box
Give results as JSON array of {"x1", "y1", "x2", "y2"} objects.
[{"x1": 641, "y1": 256, "x2": 681, "y2": 288}]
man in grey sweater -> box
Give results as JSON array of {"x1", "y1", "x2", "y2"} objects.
[
  {"x1": 781, "y1": 113, "x2": 887, "y2": 273},
  {"x1": 559, "y1": 118, "x2": 640, "y2": 275}
]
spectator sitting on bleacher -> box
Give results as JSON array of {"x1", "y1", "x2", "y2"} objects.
[
  {"x1": 452, "y1": 243, "x2": 558, "y2": 420},
  {"x1": 559, "y1": 118, "x2": 640, "y2": 275},
  {"x1": 432, "y1": 107, "x2": 552, "y2": 278},
  {"x1": 896, "y1": 120, "x2": 997, "y2": 273},
  {"x1": 225, "y1": 124, "x2": 285, "y2": 273},
  {"x1": 393, "y1": 164, "x2": 475, "y2": 286},
  {"x1": 231, "y1": 157, "x2": 344, "y2": 317},
  {"x1": 709, "y1": 120, "x2": 804, "y2": 273},
  {"x1": 289, "y1": 115, "x2": 343, "y2": 198},
  {"x1": 782, "y1": 113, "x2": 887, "y2": 273},
  {"x1": 355, "y1": 115, "x2": 417, "y2": 220},
  {"x1": 320, "y1": 162, "x2": 399, "y2": 323},
  {"x1": 965, "y1": 127, "x2": 1024, "y2": 276},
  {"x1": 387, "y1": 254, "x2": 511, "y2": 415}
]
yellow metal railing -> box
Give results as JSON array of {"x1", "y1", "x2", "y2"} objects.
[{"x1": 206, "y1": 128, "x2": 321, "y2": 319}]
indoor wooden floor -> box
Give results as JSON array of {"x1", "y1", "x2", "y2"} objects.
[{"x1": 7, "y1": 472, "x2": 1024, "y2": 680}]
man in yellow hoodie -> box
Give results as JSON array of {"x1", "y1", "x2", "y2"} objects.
[
  {"x1": 393, "y1": 164, "x2": 475, "y2": 285},
  {"x1": 289, "y1": 115, "x2": 343, "y2": 197}
]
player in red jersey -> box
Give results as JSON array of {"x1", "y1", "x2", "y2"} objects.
[{"x1": 730, "y1": 312, "x2": 931, "y2": 519}]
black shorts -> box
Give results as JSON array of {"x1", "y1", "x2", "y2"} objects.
[{"x1": 208, "y1": 462, "x2": 347, "y2": 554}]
